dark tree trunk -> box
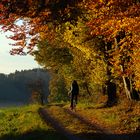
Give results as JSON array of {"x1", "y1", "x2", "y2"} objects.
[
  {"x1": 120, "y1": 63, "x2": 132, "y2": 101},
  {"x1": 104, "y1": 41, "x2": 118, "y2": 106},
  {"x1": 106, "y1": 80, "x2": 117, "y2": 106},
  {"x1": 84, "y1": 82, "x2": 91, "y2": 96}
]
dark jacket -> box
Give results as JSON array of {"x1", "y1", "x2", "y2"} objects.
[{"x1": 71, "y1": 80, "x2": 79, "y2": 95}]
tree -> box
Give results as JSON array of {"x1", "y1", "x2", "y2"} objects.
[
  {"x1": 0, "y1": 0, "x2": 140, "y2": 104},
  {"x1": 85, "y1": 0, "x2": 140, "y2": 101},
  {"x1": 0, "y1": 0, "x2": 82, "y2": 55},
  {"x1": 28, "y1": 78, "x2": 46, "y2": 105},
  {"x1": 48, "y1": 75, "x2": 69, "y2": 103},
  {"x1": 62, "y1": 20, "x2": 108, "y2": 101}
]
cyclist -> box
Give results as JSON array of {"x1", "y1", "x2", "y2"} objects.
[{"x1": 69, "y1": 80, "x2": 79, "y2": 110}]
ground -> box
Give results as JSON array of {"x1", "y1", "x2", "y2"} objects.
[
  {"x1": 0, "y1": 101, "x2": 140, "y2": 140},
  {"x1": 39, "y1": 101, "x2": 140, "y2": 140}
]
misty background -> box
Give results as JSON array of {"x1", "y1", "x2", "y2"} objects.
[{"x1": 0, "y1": 68, "x2": 50, "y2": 107}]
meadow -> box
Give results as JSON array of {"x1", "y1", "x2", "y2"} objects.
[
  {"x1": 0, "y1": 104, "x2": 67, "y2": 140},
  {"x1": 0, "y1": 101, "x2": 140, "y2": 140}
]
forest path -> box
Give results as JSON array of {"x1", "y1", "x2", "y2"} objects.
[
  {"x1": 38, "y1": 107, "x2": 85, "y2": 140},
  {"x1": 63, "y1": 108, "x2": 111, "y2": 134},
  {"x1": 38, "y1": 106, "x2": 114, "y2": 140},
  {"x1": 38, "y1": 105, "x2": 140, "y2": 140}
]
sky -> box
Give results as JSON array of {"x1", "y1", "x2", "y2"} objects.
[{"x1": 0, "y1": 33, "x2": 39, "y2": 74}]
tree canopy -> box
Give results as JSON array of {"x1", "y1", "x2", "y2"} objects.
[{"x1": 0, "y1": 0, "x2": 140, "y2": 104}]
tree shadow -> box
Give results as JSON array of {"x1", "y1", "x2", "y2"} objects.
[
  {"x1": 64, "y1": 108, "x2": 140, "y2": 140},
  {"x1": 1, "y1": 126, "x2": 139, "y2": 140},
  {"x1": 0, "y1": 129, "x2": 68, "y2": 140},
  {"x1": 77, "y1": 132, "x2": 140, "y2": 140}
]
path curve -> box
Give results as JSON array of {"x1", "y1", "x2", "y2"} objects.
[
  {"x1": 64, "y1": 108, "x2": 140, "y2": 140},
  {"x1": 38, "y1": 107, "x2": 140, "y2": 140},
  {"x1": 38, "y1": 107, "x2": 88, "y2": 140},
  {"x1": 64, "y1": 108, "x2": 111, "y2": 134}
]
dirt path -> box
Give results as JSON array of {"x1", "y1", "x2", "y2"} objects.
[
  {"x1": 38, "y1": 107, "x2": 112, "y2": 140},
  {"x1": 38, "y1": 107, "x2": 140, "y2": 140},
  {"x1": 64, "y1": 108, "x2": 111, "y2": 134},
  {"x1": 64, "y1": 108, "x2": 140, "y2": 140},
  {"x1": 38, "y1": 107, "x2": 87, "y2": 140}
]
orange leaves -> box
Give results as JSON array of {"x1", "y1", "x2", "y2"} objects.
[
  {"x1": 86, "y1": 1, "x2": 140, "y2": 85},
  {"x1": 8, "y1": 32, "x2": 26, "y2": 40},
  {"x1": 10, "y1": 48, "x2": 26, "y2": 55},
  {"x1": 86, "y1": 0, "x2": 140, "y2": 42},
  {"x1": 37, "y1": 25, "x2": 48, "y2": 33},
  {"x1": 0, "y1": 0, "x2": 83, "y2": 55},
  {"x1": 40, "y1": 10, "x2": 51, "y2": 17},
  {"x1": 0, "y1": 3, "x2": 5, "y2": 10}
]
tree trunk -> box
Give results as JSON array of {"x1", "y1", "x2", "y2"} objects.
[
  {"x1": 84, "y1": 82, "x2": 91, "y2": 96},
  {"x1": 120, "y1": 65, "x2": 132, "y2": 100},
  {"x1": 104, "y1": 43, "x2": 117, "y2": 106},
  {"x1": 114, "y1": 37, "x2": 132, "y2": 100}
]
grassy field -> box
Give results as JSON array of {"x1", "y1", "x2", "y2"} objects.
[
  {"x1": 0, "y1": 104, "x2": 68, "y2": 140},
  {"x1": 64, "y1": 101, "x2": 140, "y2": 134},
  {"x1": 1, "y1": 101, "x2": 139, "y2": 140}
]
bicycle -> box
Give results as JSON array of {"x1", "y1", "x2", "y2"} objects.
[
  {"x1": 72, "y1": 99, "x2": 76, "y2": 112},
  {"x1": 70, "y1": 96, "x2": 77, "y2": 112},
  {"x1": 68, "y1": 91, "x2": 77, "y2": 112}
]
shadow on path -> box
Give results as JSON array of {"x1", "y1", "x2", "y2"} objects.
[
  {"x1": 64, "y1": 108, "x2": 110, "y2": 133},
  {"x1": 0, "y1": 129, "x2": 68, "y2": 140},
  {"x1": 64, "y1": 108, "x2": 140, "y2": 140},
  {"x1": 39, "y1": 107, "x2": 84, "y2": 140},
  {"x1": 39, "y1": 107, "x2": 140, "y2": 140}
]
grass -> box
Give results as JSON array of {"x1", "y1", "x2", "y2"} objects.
[
  {"x1": 0, "y1": 104, "x2": 68, "y2": 140},
  {"x1": 46, "y1": 102, "x2": 140, "y2": 139},
  {"x1": 73, "y1": 102, "x2": 120, "y2": 133},
  {"x1": 2, "y1": 100, "x2": 139, "y2": 140},
  {"x1": 66, "y1": 100, "x2": 140, "y2": 134},
  {"x1": 45, "y1": 99, "x2": 140, "y2": 136}
]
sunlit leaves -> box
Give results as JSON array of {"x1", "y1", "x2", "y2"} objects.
[
  {"x1": 85, "y1": 0, "x2": 140, "y2": 90},
  {"x1": 0, "y1": 0, "x2": 82, "y2": 56},
  {"x1": 0, "y1": 0, "x2": 140, "y2": 100}
]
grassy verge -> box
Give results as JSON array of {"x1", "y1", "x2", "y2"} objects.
[
  {"x1": 64, "y1": 101, "x2": 140, "y2": 134},
  {"x1": 0, "y1": 104, "x2": 68, "y2": 140}
]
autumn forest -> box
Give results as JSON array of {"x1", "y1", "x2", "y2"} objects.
[
  {"x1": 0, "y1": 0, "x2": 140, "y2": 105},
  {"x1": 0, "y1": 0, "x2": 140, "y2": 139}
]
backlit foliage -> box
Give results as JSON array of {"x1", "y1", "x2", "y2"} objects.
[{"x1": 0, "y1": 0, "x2": 140, "y2": 102}]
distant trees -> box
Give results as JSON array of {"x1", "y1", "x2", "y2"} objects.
[
  {"x1": 28, "y1": 78, "x2": 45, "y2": 105},
  {"x1": 0, "y1": 69, "x2": 50, "y2": 103},
  {"x1": 48, "y1": 75, "x2": 69, "y2": 103}
]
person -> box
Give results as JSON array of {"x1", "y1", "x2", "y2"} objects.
[{"x1": 69, "y1": 80, "x2": 79, "y2": 110}]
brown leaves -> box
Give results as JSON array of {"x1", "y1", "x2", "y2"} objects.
[
  {"x1": 86, "y1": 0, "x2": 140, "y2": 40},
  {"x1": 83, "y1": 1, "x2": 140, "y2": 93},
  {"x1": 10, "y1": 48, "x2": 26, "y2": 55}
]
